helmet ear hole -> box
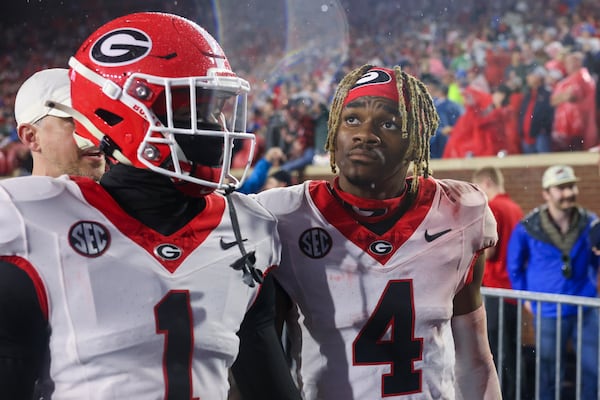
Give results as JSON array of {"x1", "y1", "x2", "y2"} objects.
[{"x1": 95, "y1": 109, "x2": 124, "y2": 127}]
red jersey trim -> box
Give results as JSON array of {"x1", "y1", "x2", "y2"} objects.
[
  {"x1": 307, "y1": 177, "x2": 437, "y2": 265},
  {"x1": 72, "y1": 177, "x2": 225, "y2": 273},
  {"x1": 0, "y1": 255, "x2": 49, "y2": 321}
]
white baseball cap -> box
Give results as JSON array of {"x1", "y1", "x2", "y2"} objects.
[
  {"x1": 14, "y1": 68, "x2": 72, "y2": 126},
  {"x1": 542, "y1": 165, "x2": 580, "y2": 189}
]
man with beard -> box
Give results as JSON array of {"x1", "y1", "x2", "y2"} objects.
[{"x1": 508, "y1": 165, "x2": 599, "y2": 400}]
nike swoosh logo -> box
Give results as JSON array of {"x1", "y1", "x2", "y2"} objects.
[
  {"x1": 424, "y1": 228, "x2": 452, "y2": 242},
  {"x1": 220, "y1": 237, "x2": 248, "y2": 250}
]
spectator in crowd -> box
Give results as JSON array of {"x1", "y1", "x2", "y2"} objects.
[
  {"x1": 310, "y1": 95, "x2": 330, "y2": 159},
  {"x1": 472, "y1": 166, "x2": 524, "y2": 400},
  {"x1": 551, "y1": 51, "x2": 598, "y2": 150},
  {"x1": 262, "y1": 98, "x2": 288, "y2": 150},
  {"x1": 262, "y1": 169, "x2": 292, "y2": 191},
  {"x1": 0, "y1": 12, "x2": 300, "y2": 400},
  {"x1": 279, "y1": 97, "x2": 316, "y2": 175},
  {"x1": 443, "y1": 86, "x2": 493, "y2": 158},
  {"x1": 508, "y1": 165, "x2": 599, "y2": 400},
  {"x1": 504, "y1": 48, "x2": 528, "y2": 94},
  {"x1": 237, "y1": 146, "x2": 286, "y2": 194},
  {"x1": 444, "y1": 84, "x2": 519, "y2": 158},
  {"x1": 544, "y1": 41, "x2": 567, "y2": 77},
  {"x1": 477, "y1": 84, "x2": 521, "y2": 156},
  {"x1": 14, "y1": 68, "x2": 105, "y2": 180},
  {"x1": 2, "y1": 0, "x2": 600, "y2": 175},
  {"x1": 422, "y1": 75, "x2": 464, "y2": 159},
  {"x1": 252, "y1": 64, "x2": 501, "y2": 399},
  {"x1": 518, "y1": 66, "x2": 555, "y2": 153},
  {"x1": 484, "y1": 44, "x2": 512, "y2": 90},
  {"x1": 0, "y1": 122, "x2": 28, "y2": 177}
]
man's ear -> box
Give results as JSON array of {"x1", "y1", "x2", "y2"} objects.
[{"x1": 17, "y1": 123, "x2": 41, "y2": 152}]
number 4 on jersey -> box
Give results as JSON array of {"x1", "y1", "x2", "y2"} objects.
[{"x1": 352, "y1": 280, "x2": 423, "y2": 396}]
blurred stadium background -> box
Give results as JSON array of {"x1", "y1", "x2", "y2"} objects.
[{"x1": 0, "y1": 0, "x2": 599, "y2": 214}]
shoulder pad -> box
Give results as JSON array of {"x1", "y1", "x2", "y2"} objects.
[
  {"x1": 437, "y1": 178, "x2": 487, "y2": 207},
  {"x1": 434, "y1": 179, "x2": 497, "y2": 250},
  {"x1": 226, "y1": 191, "x2": 277, "y2": 222},
  {"x1": 252, "y1": 182, "x2": 308, "y2": 216},
  {"x1": 0, "y1": 175, "x2": 70, "y2": 202},
  {"x1": 0, "y1": 183, "x2": 26, "y2": 254}
]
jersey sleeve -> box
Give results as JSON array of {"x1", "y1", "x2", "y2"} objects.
[
  {"x1": 230, "y1": 192, "x2": 282, "y2": 270},
  {"x1": 438, "y1": 179, "x2": 498, "y2": 252},
  {"x1": 252, "y1": 183, "x2": 307, "y2": 217},
  {"x1": 437, "y1": 179, "x2": 498, "y2": 289},
  {"x1": 0, "y1": 259, "x2": 49, "y2": 399},
  {"x1": 232, "y1": 274, "x2": 301, "y2": 400},
  {"x1": 0, "y1": 183, "x2": 27, "y2": 255},
  {"x1": 481, "y1": 202, "x2": 498, "y2": 252},
  {"x1": 0, "y1": 180, "x2": 52, "y2": 398}
]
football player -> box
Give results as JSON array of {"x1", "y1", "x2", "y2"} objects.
[
  {"x1": 251, "y1": 65, "x2": 502, "y2": 399},
  {"x1": 0, "y1": 12, "x2": 298, "y2": 400}
]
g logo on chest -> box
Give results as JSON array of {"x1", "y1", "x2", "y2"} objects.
[
  {"x1": 154, "y1": 244, "x2": 183, "y2": 261},
  {"x1": 369, "y1": 240, "x2": 394, "y2": 256}
]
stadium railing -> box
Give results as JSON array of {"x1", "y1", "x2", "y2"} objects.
[{"x1": 481, "y1": 287, "x2": 600, "y2": 400}]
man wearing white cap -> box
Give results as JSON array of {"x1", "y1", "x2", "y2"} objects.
[
  {"x1": 507, "y1": 165, "x2": 599, "y2": 400},
  {"x1": 15, "y1": 68, "x2": 105, "y2": 180}
]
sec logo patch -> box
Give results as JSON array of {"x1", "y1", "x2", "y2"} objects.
[
  {"x1": 69, "y1": 221, "x2": 110, "y2": 257},
  {"x1": 299, "y1": 228, "x2": 332, "y2": 259}
]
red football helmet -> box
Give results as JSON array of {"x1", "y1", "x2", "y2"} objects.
[{"x1": 68, "y1": 12, "x2": 255, "y2": 193}]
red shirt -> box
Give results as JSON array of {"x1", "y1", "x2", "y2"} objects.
[{"x1": 483, "y1": 193, "x2": 524, "y2": 289}]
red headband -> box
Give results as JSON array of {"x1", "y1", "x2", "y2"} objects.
[{"x1": 343, "y1": 67, "x2": 400, "y2": 106}]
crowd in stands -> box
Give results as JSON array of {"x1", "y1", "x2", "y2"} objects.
[{"x1": 1, "y1": 0, "x2": 599, "y2": 177}]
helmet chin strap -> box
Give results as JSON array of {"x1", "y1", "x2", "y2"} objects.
[{"x1": 225, "y1": 194, "x2": 263, "y2": 287}]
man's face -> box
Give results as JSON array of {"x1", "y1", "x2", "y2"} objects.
[
  {"x1": 36, "y1": 116, "x2": 105, "y2": 180},
  {"x1": 543, "y1": 182, "x2": 579, "y2": 212},
  {"x1": 334, "y1": 96, "x2": 411, "y2": 197}
]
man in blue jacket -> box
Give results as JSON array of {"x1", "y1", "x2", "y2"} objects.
[{"x1": 507, "y1": 165, "x2": 599, "y2": 400}]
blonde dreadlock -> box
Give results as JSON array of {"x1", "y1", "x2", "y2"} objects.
[{"x1": 325, "y1": 64, "x2": 440, "y2": 193}]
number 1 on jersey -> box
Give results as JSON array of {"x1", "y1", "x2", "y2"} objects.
[
  {"x1": 155, "y1": 290, "x2": 196, "y2": 400},
  {"x1": 352, "y1": 280, "x2": 423, "y2": 396}
]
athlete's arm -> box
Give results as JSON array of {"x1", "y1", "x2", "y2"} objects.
[
  {"x1": 453, "y1": 253, "x2": 485, "y2": 316},
  {"x1": 0, "y1": 260, "x2": 49, "y2": 398},
  {"x1": 451, "y1": 255, "x2": 501, "y2": 399},
  {"x1": 231, "y1": 273, "x2": 301, "y2": 400}
]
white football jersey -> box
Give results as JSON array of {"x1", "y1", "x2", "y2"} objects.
[
  {"x1": 255, "y1": 178, "x2": 497, "y2": 400},
  {"x1": 0, "y1": 175, "x2": 280, "y2": 400}
]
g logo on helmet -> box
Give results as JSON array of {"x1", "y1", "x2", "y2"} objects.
[{"x1": 90, "y1": 28, "x2": 152, "y2": 66}]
